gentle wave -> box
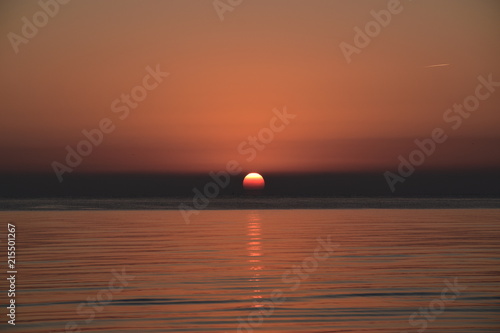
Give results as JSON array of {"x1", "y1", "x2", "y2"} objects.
[{"x1": 1, "y1": 209, "x2": 499, "y2": 332}]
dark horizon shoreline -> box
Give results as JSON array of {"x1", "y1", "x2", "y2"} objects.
[
  {"x1": 2, "y1": 171, "x2": 500, "y2": 199},
  {"x1": 1, "y1": 196, "x2": 499, "y2": 211}
]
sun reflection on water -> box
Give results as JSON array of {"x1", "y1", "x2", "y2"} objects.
[{"x1": 247, "y1": 212, "x2": 264, "y2": 306}]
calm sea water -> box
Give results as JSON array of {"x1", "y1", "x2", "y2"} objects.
[{"x1": 1, "y1": 208, "x2": 499, "y2": 332}]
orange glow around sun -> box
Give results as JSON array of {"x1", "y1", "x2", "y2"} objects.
[{"x1": 243, "y1": 173, "x2": 265, "y2": 190}]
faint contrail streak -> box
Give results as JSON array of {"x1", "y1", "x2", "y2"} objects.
[{"x1": 424, "y1": 63, "x2": 451, "y2": 68}]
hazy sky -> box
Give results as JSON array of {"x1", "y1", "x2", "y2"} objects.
[{"x1": 1, "y1": 0, "x2": 499, "y2": 174}]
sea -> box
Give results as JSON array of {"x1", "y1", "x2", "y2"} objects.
[{"x1": 0, "y1": 198, "x2": 499, "y2": 332}]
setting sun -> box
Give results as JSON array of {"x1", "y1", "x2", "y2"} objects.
[{"x1": 243, "y1": 173, "x2": 265, "y2": 190}]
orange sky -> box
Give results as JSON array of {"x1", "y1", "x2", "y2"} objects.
[{"x1": 0, "y1": 0, "x2": 499, "y2": 174}]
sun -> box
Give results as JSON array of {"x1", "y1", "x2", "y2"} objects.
[{"x1": 243, "y1": 173, "x2": 265, "y2": 190}]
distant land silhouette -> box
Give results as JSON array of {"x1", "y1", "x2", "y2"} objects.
[{"x1": 1, "y1": 171, "x2": 499, "y2": 198}]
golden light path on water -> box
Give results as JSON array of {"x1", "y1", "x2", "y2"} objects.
[{"x1": 247, "y1": 212, "x2": 264, "y2": 306}]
